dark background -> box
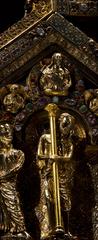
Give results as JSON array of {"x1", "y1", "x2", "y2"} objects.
[{"x1": 0, "y1": 0, "x2": 25, "y2": 33}]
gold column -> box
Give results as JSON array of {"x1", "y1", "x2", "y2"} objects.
[{"x1": 45, "y1": 103, "x2": 62, "y2": 230}]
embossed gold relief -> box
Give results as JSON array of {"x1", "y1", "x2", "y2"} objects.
[
  {"x1": 0, "y1": 49, "x2": 98, "y2": 240},
  {"x1": 0, "y1": 123, "x2": 31, "y2": 238},
  {"x1": 84, "y1": 89, "x2": 98, "y2": 116},
  {"x1": 89, "y1": 94, "x2": 98, "y2": 117},
  {"x1": 3, "y1": 84, "x2": 25, "y2": 114},
  {"x1": 0, "y1": 52, "x2": 98, "y2": 141},
  {"x1": 36, "y1": 102, "x2": 86, "y2": 239},
  {"x1": 0, "y1": 0, "x2": 97, "y2": 239},
  {"x1": 40, "y1": 53, "x2": 72, "y2": 96}
]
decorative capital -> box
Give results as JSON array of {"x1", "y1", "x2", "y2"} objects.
[{"x1": 45, "y1": 103, "x2": 59, "y2": 117}]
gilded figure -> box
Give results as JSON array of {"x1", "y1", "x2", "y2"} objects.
[
  {"x1": 0, "y1": 123, "x2": 30, "y2": 238},
  {"x1": 40, "y1": 53, "x2": 72, "y2": 96},
  {"x1": 3, "y1": 84, "x2": 25, "y2": 114},
  {"x1": 84, "y1": 89, "x2": 98, "y2": 116}
]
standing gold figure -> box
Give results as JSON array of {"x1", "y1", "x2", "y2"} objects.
[
  {"x1": 0, "y1": 123, "x2": 30, "y2": 238},
  {"x1": 36, "y1": 132, "x2": 54, "y2": 239},
  {"x1": 59, "y1": 113, "x2": 75, "y2": 212}
]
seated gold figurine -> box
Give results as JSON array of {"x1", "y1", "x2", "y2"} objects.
[
  {"x1": 40, "y1": 53, "x2": 72, "y2": 96},
  {"x1": 0, "y1": 123, "x2": 31, "y2": 239}
]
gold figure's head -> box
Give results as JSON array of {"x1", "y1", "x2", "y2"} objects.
[
  {"x1": 52, "y1": 53, "x2": 63, "y2": 67},
  {"x1": 59, "y1": 113, "x2": 75, "y2": 137},
  {"x1": 0, "y1": 123, "x2": 13, "y2": 148},
  {"x1": 40, "y1": 53, "x2": 72, "y2": 96}
]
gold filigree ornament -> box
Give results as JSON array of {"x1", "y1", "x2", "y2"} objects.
[{"x1": 32, "y1": 0, "x2": 52, "y2": 18}]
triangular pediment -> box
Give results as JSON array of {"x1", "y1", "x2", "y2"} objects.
[{"x1": 0, "y1": 12, "x2": 98, "y2": 87}]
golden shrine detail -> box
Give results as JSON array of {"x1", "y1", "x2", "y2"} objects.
[{"x1": 0, "y1": 1, "x2": 98, "y2": 240}]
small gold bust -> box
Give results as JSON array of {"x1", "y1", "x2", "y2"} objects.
[
  {"x1": 3, "y1": 84, "x2": 25, "y2": 114},
  {"x1": 84, "y1": 89, "x2": 98, "y2": 116},
  {"x1": 40, "y1": 53, "x2": 72, "y2": 96}
]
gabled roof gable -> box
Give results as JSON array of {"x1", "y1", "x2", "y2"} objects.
[{"x1": 0, "y1": 12, "x2": 98, "y2": 87}]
